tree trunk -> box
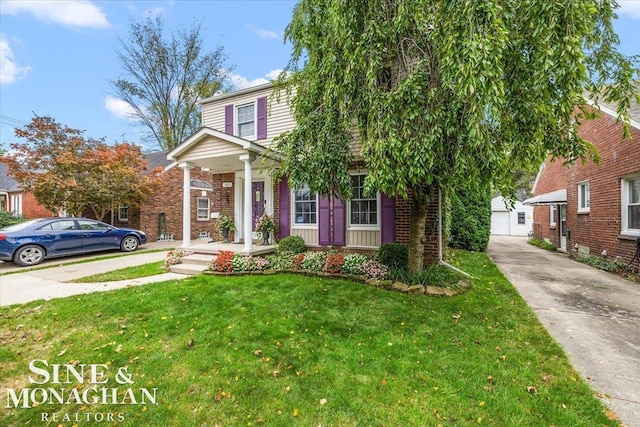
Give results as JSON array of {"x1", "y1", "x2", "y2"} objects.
[{"x1": 408, "y1": 194, "x2": 429, "y2": 272}]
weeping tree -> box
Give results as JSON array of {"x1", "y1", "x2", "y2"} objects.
[
  {"x1": 111, "y1": 16, "x2": 231, "y2": 151},
  {"x1": 272, "y1": 0, "x2": 639, "y2": 272}
]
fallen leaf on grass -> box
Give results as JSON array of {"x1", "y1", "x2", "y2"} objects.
[
  {"x1": 320, "y1": 398, "x2": 327, "y2": 405},
  {"x1": 253, "y1": 349, "x2": 263, "y2": 356},
  {"x1": 57, "y1": 347, "x2": 68, "y2": 357},
  {"x1": 526, "y1": 386, "x2": 538, "y2": 394},
  {"x1": 604, "y1": 409, "x2": 618, "y2": 421}
]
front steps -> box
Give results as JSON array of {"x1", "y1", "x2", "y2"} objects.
[
  {"x1": 169, "y1": 253, "x2": 215, "y2": 276},
  {"x1": 168, "y1": 241, "x2": 277, "y2": 276}
]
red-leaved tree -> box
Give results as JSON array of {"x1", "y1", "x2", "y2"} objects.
[{"x1": 2, "y1": 116, "x2": 162, "y2": 220}]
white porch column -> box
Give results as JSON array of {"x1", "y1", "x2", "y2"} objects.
[
  {"x1": 180, "y1": 161, "x2": 195, "y2": 247},
  {"x1": 239, "y1": 153, "x2": 256, "y2": 251}
]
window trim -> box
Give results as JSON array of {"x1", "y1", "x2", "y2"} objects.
[
  {"x1": 236, "y1": 102, "x2": 256, "y2": 139},
  {"x1": 347, "y1": 174, "x2": 380, "y2": 230},
  {"x1": 577, "y1": 181, "x2": 590, "y2": 213},
  {"x1": 291, "y1": 184, "x2": 318, "y2": 229},
  {"x1": 621, "y1": 174, "x2": 640, "y2": 236},
  {"x1": 118, "y1": 204, "x2": 129, "y2": 222},
  {"x1": 196, "y1": 197, "x2": 210, "y2": 221},
  {"x1": 549, "y1": 204, "x2": 557, "y2": 227}
]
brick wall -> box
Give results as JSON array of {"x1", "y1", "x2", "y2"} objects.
[
  {"x1": 138, "y1": 167, "x2": 230, "y2": 241},
  {"x1": 532, "y1": 157, "x2": 568, "y2": 247},
  {"x1": 533, "y1": 106, "x2": 640, "y2": 263},
  {"x1": 565, "y1": 109, "x2": 640, "y2": 263},
  {"x1": 19, "y1": 192, "x2": 55, "y2": 218}
]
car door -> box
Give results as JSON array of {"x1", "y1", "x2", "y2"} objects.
[
  {"x1": 35, "y1": 219, "x2": 85, "y2": 256},
  {"x1": 76, "y1": 220, "x2": 120, "y2": 253}
]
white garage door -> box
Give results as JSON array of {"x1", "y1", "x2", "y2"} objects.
[{"x1": 491, "y1": 212, "x2": 511, "y2": 235}]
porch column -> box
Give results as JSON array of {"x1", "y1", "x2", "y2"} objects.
[
  {"x1": 180, "y1": 161, "x2": 195, "y2": 247},
  {"x1": 239, "y1": 153, "x2": 256, "y2": 251}
]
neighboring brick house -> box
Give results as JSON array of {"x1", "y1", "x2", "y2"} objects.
[
  {"x1": 0, "y1": 163, "x2": 55, "y2": 219},
  {"x1": 526, "y1": 98, "x2": 640, "y2": 265},
  {"x1": 166, "y1": 82, "x2": 442, "y2": 262}
]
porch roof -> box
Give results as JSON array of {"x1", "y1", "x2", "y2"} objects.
[
  {"x1": 523, "y1": 189, "x2": 567, "y2": 206},
  {"x1": 167, "y1": 127, "x2": 278, "y2": 172}
]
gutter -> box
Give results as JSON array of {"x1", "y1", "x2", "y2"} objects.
[{"x1": 437, "y1": 186, "x2": 473, "y2": 279}]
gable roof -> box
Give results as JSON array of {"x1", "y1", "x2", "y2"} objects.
[
  {"x1": 0, "y1": 163, "x2": 20, "y2": 192},
  {"x1": 584, "y1": 89, "x2": 640, "y2": 130}
]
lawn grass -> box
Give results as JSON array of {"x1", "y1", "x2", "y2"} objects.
[
  {"x1": 0, "y1": 250, "x2": 618, "y2": 426},
  {"x1": 70, "y1": 261, "x2": 167, "y2": 283}
]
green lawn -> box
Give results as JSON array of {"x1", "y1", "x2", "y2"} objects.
[{"x1": 0, "y1": 250, "x2": 617, "y2": 426}]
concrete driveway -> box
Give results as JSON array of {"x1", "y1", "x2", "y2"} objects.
[{"x1": 488, "y1": 235, "x2": 640, "y2": 427}]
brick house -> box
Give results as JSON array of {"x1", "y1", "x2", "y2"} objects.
[
  {"x1": 0, "y1": 162, "x2": 55, "y2": 219},
  {"x1": 165, "y1": 82, "x2": 442, "y2": 262},
  {"x1": 526, "y1": 99, "x2": 640, "y2": 265}
]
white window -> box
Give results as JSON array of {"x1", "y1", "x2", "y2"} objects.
[
  {"x1": 549, "y1": 204, "x2": 557, "y2": 226},
  {"x1": 197, "y1": 197, "x2": 210, "y2": 221},
  {"x1": 622, "y1": 176, "x2": 640, "y2": 236},
  {"x1": 237, "y1": 104, "x2": 255, "y2": 138},
  {"x1": 577, "y1": 181, "x2": 590, "y2": 213},
  {"x1": 118, "y1": 205, "x2": 129, "y2": 222},
  {"x1": 292, "y1": 184, "x2": 317, "y2": 226},
  {"x1": 348, "y1": 174, "x2": 378, "y2": 228},
  {"x1": 11, "y1": 194, "x2": 22, "y2": 216}
]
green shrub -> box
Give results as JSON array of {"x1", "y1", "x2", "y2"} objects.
[
  {"x1": 378, "y1": 242, "x2": 408, "y2": 270},
  {"x1": 527, "y1": 237, "x2": 557, "y2": 251},
  {"x1": 0, "y1": 211, "x2": 24, "y2": 228},
  {"x1": 277, "y1": 236, "x2": 306, "y2": 254},
  {"x1": 576, "y1": 254, "x2": 623, "y2": 272},
  {"x1": 448, "y1": 184, "x2": 491, "y2": 252}
]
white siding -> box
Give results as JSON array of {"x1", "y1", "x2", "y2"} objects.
[
  {"x1": 291, "y1": 228, "x2": 318, "y2": 246},
  {"x1": 490, "y1": 196, "x2": 533, "y2": 236},
  {"x1": 201, "y1": 85, "x2": 296, "y2": 149},
  {"x1": 347, "y1": 230, "x2": 380, "y2": 248}
]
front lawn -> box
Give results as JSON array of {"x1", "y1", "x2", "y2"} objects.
[{"x1": 0, "y1": 250, "x2": 617, "y2": 426}]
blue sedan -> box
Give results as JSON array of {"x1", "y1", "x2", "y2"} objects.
[{"x1": 0, "y1": 218, "x2": 147, "y2": 266}]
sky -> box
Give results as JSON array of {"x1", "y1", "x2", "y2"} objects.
[{"x1": 1, "y1": 0, "x2": 639, "y2": 152}]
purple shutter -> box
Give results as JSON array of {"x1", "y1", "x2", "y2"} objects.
[
  {"x1": 224, "y1": 104, "x2": 234, "y2": 135},
  {"x1": 333, "y1": 196, "x2": 346, "y2": 246},
  {"x1": 319, "y1": 195, "x2": 331, "y2": 245},
  {"x1": 257, "y1": 96, "x2": 267, "y2": 139},
  {"x1": 278, "y1": 178, "x2": 290, "y2": 239},
  {"x1": 380, "y1": 193, "x2": 396, "y2": 244}
]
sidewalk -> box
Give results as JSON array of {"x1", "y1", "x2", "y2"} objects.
[
  {"x1": 0, "y1": 241, "x2": 188, "y2": 307},
  {"x1": 487, "y1": 235, "x2": 640, "y2": 427}
]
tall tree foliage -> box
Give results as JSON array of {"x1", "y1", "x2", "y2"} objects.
[
  {"x1": 111, "y1": 16, "x2": 230, "y2": 151},
  {"x1": 274, "y1": 0, "x2": 639, "y2": 271},
  {"x1": 2, "y1": 116, "x2": 162, "y2": 219}
]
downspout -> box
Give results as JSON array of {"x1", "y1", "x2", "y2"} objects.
[{"x1": 437, "y1": 186, "x2": 473, "y2": 279}]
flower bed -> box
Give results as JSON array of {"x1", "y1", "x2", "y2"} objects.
[{"x1": 200, "y1": 249, "x2": 470, "y2": 297}]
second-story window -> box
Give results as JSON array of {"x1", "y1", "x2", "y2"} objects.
[{"x1": 237, "y1": 104, "x2": 255, "y2": 138}]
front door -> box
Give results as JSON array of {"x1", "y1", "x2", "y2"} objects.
[
  {"x1": 251, "y1": 181, "x2": 265, "y2": 231},
  {"x1": 559, "y1": 204, "x2": 567, "y2": 251}
]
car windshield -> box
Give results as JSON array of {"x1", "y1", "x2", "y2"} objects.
[{"x1": 0, "y1": 219, "x2": 45, "y2": 232}]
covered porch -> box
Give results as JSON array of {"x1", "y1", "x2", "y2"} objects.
[{"x1": 167, "y1": 127, "x2": 280, "y2": 253}]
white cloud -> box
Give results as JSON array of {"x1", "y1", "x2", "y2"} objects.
[
  {"x1": 0, "y1": 0, "x2": 110, "y2": 29},
  {"x1": 618, "y1": 1, "x2": 640, "y2": 19},
  {"x1": 104, "y1": 95, "x2": 137, "y2": 121},
  {"x1": 0, "y1": 34, "x2": 31, "y2": 84},
  {"x1": 265, "y1": 69, "x2": 284, "y2": 80},
  {"x1": 246, "y1": 24, "x2": 280, "y2": 40},
  {"x1": 228, "y1": 69, "x2": 284, "y2": 90}
]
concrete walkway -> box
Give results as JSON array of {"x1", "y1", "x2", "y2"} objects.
[
  {"x1": 487, "y1": 235, "x2": 640, "y2": 427},
  {"x1": 0, "y1": 241, "x2": 188, "y2": 307}
]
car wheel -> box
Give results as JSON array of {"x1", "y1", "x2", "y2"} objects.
[
  {"x1": 14, "y1": 245, "x2": 45, "y2": 266},
  {"x1": 120, "y1": 236, "x2": 139, "y2": 252}
]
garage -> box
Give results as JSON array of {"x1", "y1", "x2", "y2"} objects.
[{"x1": 490, "y1": 211, "x2": 511, "y2": 235}]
